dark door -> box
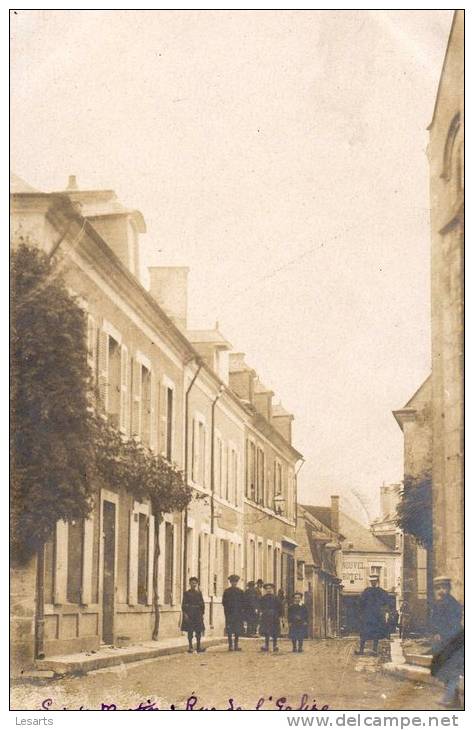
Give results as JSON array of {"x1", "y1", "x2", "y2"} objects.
[{"x1": 102, "y1": 500, "x2": 116, "y2": 644}]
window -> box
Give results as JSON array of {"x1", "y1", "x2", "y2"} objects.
[
  {"x1": 248, "y1": 539, "x2": 256, "y2": 582},
  {"x1": 141, "y1": 365, "x2": 152, "y2": 446},
  {"x1": 222, "y1": 540, "x2": 229, "y2": 591},
  {"x1": 160, "y1": 382, "x2": 174, "y2": 461},
  {"x1": 166, "y1": 387, "x2": 173, "y2": 460},
  {"x1": 192, "y1": 418, "x2": 207, "y2": 486},
  {"x1": 67, "y1": 519, "x2": 84, "y2": 604},
  {"x1": 215, "y1": 435, "x2": 223, "y2": 497},
  {"x1": 107, "y1": 337, "x2": 121, "y2": 428},
  {"x1": 266, "y1": 544, "x2": 273, "y2": 582},
  {"x1": 274, "y1": 460, "x2": 282, "y2": 497},
  {"x1": 137, "y1": 513, "x2": 149, "y2": 605},
  {"x1": 442, "y1": 112, "x2": 461, "y2": 181},
  {"x1": 257, "y1": 447, "x2": 265, "y2": 505},
  {"x1": 231, "y1": 448, "x2": 238, "y2": 506},
  {"x1": 198, "y1": 533, "x2": 209, "y2": 592},
  {"x1": 44, "y1": 530, "x2": 55, "y2": 605},
  {"x1": 257, "y1": 541, "x2": 264, "y2": 582},
  {"x1": 86, "y1": 315, "x2": 97, "y2": 375},
  {"x1": 224, "y1": 445, "x2": 230, "y2": 502},
  {"x1": 164, "y1": 522, "x2": 174, "y2": 605},
  {"x1": 246, "y1": 440, "x2": 256, "y2": 500}
]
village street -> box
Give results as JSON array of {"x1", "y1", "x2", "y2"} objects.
[{"x1": 11, "y1": 638, "x2": 444, "y2": 712}]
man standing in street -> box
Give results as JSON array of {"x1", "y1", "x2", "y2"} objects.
[
  {"x1": 354, "y1": 574, "x2": 389, "y2": 656},
  {"x1": 181, "y1": 576, "x2": 206, "y2": 654},
  {"x1": 430, "y1": 576, "x2": 464, "y2": 708},
  {"x1": 222, "y1": 574, "x2": 245, "y2": 652},
  {"x1": 243, "y1": 581, "x2": 259, "y2": 636}
]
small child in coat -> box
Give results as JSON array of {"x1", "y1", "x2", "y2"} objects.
[{"x1": 288, "y1": 592, "x2": 308, "y2": 653}]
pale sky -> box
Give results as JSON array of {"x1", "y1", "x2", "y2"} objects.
[{"x1": 10, "y1": 10, "x2": 453, "y2": 522}]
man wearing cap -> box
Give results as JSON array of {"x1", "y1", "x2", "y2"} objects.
[
  {"x1": 430, "y1": 576, "x2": 464, "y2": 707},
  {"x1": 354, "y1": 574, "x2": 389, "y2": 656},
  {"x1": 243, "y1": 581, "x2": 259, "y2": 637},
  {"x1": 259, "y1": 583, "x2": 282, "y2": 652},
  {"x1": 288, "y1": 592, "x2": 308, "y2": 653},
  {"x1": 222, "y1": 575, "x2": 245, "y2": 651},
  {"x1": 181, "y1": 576, "x2": 206, "y2": 653}
]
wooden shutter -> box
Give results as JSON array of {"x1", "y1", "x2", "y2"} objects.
[
  {"x1": 87, "y1": 315, "x2": 97, "y2": 378},
  {"x1": 54, "y1": 520, "x2": 68, "y2": 604},
  {"x1": 191, "y1": 418, "x2": 198, "y2": 482},
  {"x1": 203, "y1": 425, "x2": 209, "y2": 488},
  {"x1": 98, "y1": 329, "x2": 109, "y2": 411},
  {"x1": 131, "y1": 359, "x2": 142, "y2": 438},
  {"x1": 159, "y1": 382, "x2": 167, "y2": 456},
  {"x1": 128, "y1": 510, "x2": 139, "y2": 605},
  {"x1": 147, "y1": 514, "x2": 155, "y2": 605},
  {"x1": 209, "y1": 533, "x2": 216, "y2": 596},
  {"x1": 120, "y1": 345, "x2": 130, "y2": 434},
  {"x1": 149, "y1": 374, "x2": 157, "y2": 452},
  {"x1": 158, "y1": 518, "x2": 165, "y2": 602},
  {"x1": 81, "y1": 517, "x2": 94, "y2": 605}
]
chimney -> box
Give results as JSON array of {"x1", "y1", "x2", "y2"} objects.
[
  {"x1": 66, "y1": 175, "x2": 79, "y2": 191},
  {"x1": 330, "y1": 495, "x2": 340, "y2": 534},
  {"x1": 148, "y1": 266, "x2": 189, "y2": 331}
]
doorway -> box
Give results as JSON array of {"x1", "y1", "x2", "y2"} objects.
[{"x1": 102, "y1": 500, "x2": 116, "y2": 644}]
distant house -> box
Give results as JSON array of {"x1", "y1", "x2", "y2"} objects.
[
  {"x1": 310, "y1": 505, "x2": 401, "y2": 635},
  {"x1": 296, "y1": 498, "x2": 343, "y2": 638}
]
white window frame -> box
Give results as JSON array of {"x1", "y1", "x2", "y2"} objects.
[{"x1": 162, "y1": 375, "x2": 176, "y2": 463}]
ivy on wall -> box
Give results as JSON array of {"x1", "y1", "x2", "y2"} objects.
[
  {"x1": 11, "y1": 242, "x2": 191, "y2": 567},
  {"x1": 396, "y1": 472, "x2": 433, "y2": 550}
]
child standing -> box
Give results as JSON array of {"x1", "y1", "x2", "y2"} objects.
[
  {"x1": 181, "y1": 576, "x2": 206, "y2": 653},
  {"x1": 259, "y1": 583, "x2": 281, "y2": 652},
  {"x1": 288, "y1": 592, "x2": 308, "y2": 653}
]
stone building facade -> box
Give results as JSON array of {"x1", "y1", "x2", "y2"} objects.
[
  {"x1": 296, "y1": 500, "x2": 342, "y2": 638},
  {"x1": 393, "y1": 377, "x2": 432, "y2": 631},
  {"x1": 336, "y1": 511, "x2": 401, "y2": 635},
  {"x1": 428, "y1": 9, "x2": 464, "y2": 602},
  {"x1": 228, "y1": 355, "x2": 302, "y2": 597},
  {"x1": 10, "y1": 174, "x2": 302, "y2": 672}
]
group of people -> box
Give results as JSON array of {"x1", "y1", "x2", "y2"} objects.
[
  {"x1": 355, "y1": 573, "x2": 464, "y2": 709},
  {"x1": 181, "y1": 575, "x2": 309, "y2": 654}
]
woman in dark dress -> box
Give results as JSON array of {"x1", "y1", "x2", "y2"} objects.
[
  {"x1": 181, "y1": 576, "x2": 206, "y2": 653},
  {"x1": 288, "y1": 592, "x2": 308, "y2": 653},
  {"x1": 259, "y1": 583, "x2": 281, "y2": 652}
]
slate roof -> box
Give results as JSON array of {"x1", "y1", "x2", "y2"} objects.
[
  {"x1": 302, "y1": 505, "x2": 393, "y2": 554},
  {"x1": 186, "y1": 329, "x2": 232, "y2": 349},
  {"x1": 339, "y1": 512, "x2": 394, "y2": 553}
]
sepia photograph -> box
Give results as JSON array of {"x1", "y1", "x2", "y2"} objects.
[{"x1": 9, "y1": 7, "x2": 464, "y2": 715}]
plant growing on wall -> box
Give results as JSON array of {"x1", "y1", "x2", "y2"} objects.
[
  {"x1": 396, "y1": 472, "x2": 433, "y2": 549},
  {"x1": 11, "y1": 241, "x2": 96, "y2": 565},
  {"x1": 92, "y1": 414, "x2": 192, "y2": 639},
  {"x1": 12, "y1": 241, "x2": 193, "y2": 645}
]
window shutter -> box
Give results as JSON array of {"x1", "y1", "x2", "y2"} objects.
[
  {"x1": 128, "y1": 510, "x2": 139, "y2": 605},
  {"x1": 120, "y1": 345, "x2": 129, "y2": 435},
  {"x1": 54, "y1": 520, "x2": 68, "y2": 604},
  {"x1": 81, "y1": 517, "x2": 94, "y2": 605},
  {"x1": 203, "y1": 426, "x2": 209, "y2": 488},
  {"x1": 87, "y1": 315, "x2": 97, "y2": 378},
  {"x1": 191, "y1": 418, "x2": 198, "y2": 482},
  {"x1": 147, "y1": 514, "x2": 155, "y2": 605},
  {"x1": 209, "y1": 533, "x2": 215, "y2": 596},
  {"x1": 149, "y1": 374, "x2": 157, "y2": 452},
  {"x1": 98, "y1": 330, "x2": 109, "y2": 411},
  {"x1": 131, "y1": 359, "x2": 142, "y2": 438},
  {"x1": 159, "y1": 382, "x2": 167, "y2": 456},
  {"x1": 158, "y1": 519, "x2": 165, "y2": 602}
]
